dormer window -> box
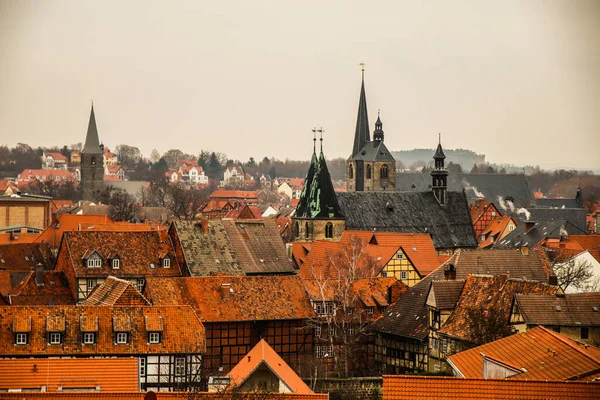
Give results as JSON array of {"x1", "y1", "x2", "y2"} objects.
[
  {"x1": 83, "y1": 332, "x2": 96, "y2": 345},
  {"x1": 366, "y1": 307, "x2": 374, "y2": 314},
  {"x1": 48, "y1": 332, "x2": 62, "y2": 345},
  {"x1": 162, "y1": 257, "x2": 170, "y2": 268},
  {"x1": 111, "y1": 258, "x2": 120, "y2": 269},
  {"x1": 15, "y1": 333, "x2": 28, "y2": 345},
  {"x1": 116, "y1": 332, "x2": 129, "y2": 344},
  {"x1": 86, "y1": 251, "x2": 102, "y2": 268},
  {"x1": 148, "y1": 332, "x2": 161, "y2": 344}
]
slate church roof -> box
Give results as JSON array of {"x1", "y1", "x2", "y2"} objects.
[
  {"x1": 82, "y1": 104, "x2": 103, "y2": 154},
  {"x1": 395, "y1": 173, "x2": 534, "y2": 207},
  {"x1": 337, "y1": 191, "x2": 477, "y2": 250},
  {"x1": 295, "y1": 138, "x2": 344, "y2": 220}
]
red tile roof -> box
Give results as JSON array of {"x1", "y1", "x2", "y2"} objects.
[
  {"x1": 0, "y1": 393, "x2": 329, "y2": 399},
  {"x1": 0, "y1": 243, "x2": 54, "y2": 271},
  {"x1": 438, "y1": 275, "x2": 557, "y2": 344},
  {"x1": 8, "y1": 271, "x2": 74, "y2": 305},
  {"x1": 447, "y1": 326, "x2": 600, "y2": 381},
  {"x1": 56, "y1": 230, "x2": 184, "y2": 278},
  {"x1": 43, "y1": 152, "x2": 68, "y2": 162},
  {"x1": 146, "y1": 276, "x2": 315, "y2": 322},
  {"x1": 479, "y1": 214, "x2": 516, "y2": 248},
  {"x1": 0, "y1": 305, "x2": 205, "y2": 356},
  {"x1": 340, "y1": 231, "x2": 441, "y2": 276},
  {"x1": 18, "y1": 169, "x2": 75, "y2": 181},
  {"x1": 228, "y1": 339, "x2": 313, "y2": 394},
  {"x1": 382, "y1": 375, "x2": 600, "y2": 400},
  {"x1": 35, "y1": 214, "x2": 114, "y2": 248},
  {"x1": 209, "y1": 189, "x2": 258, "y2": 200},
  {"x1": 82, "y1": 276, "x2": 150, "y2": 306},
  {"x1": 0, "y1": 358, "x2": 138, "y2": 392}
]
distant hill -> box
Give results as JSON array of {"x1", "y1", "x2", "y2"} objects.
[{"x1": 392, "y1": 148, "x2": 485, "y2": 170}]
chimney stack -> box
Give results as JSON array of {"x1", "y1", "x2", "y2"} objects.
[
  {"x1": 221, "y1": 283, "x2": 231, "y2": 301},
  {"x1": 524, "y1": 221, "x2": 535, "y2": 233},
  {"x1": 444, "y1": 264, "x2": 456, "y2": 280},
  {"x1": 35, "y1": 263, "x2": 44, "y2": 286}
]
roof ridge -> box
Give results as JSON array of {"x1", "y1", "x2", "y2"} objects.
[{"x1": 539, "y1": 326, "x2": 600, "y2": 366}]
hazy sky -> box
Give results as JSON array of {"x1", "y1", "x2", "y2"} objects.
[{"x1": 1, "y1": 0, "x2": 599, "y2": 170}]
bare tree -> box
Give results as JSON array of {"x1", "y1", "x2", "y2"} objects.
[
  {"x1": 553, "y1": 257, "x2": 596, "y2": 292},
  {"x1": 107, "y1": 187, "x2": 140, "y2": 221},
  {"x1": 166, "y1": 183, "x2": 208, "y2": 220}
]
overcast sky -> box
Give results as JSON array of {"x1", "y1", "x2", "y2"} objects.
[{"x1": 0, "y1": 0, "x2": 599, "y2": 170}]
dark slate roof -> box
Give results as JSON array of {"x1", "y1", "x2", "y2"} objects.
[
  {"x1": 351, "y1": 140, "x2": 396, "y2": 163},
  {"x1": 395, "y1": 173, "x2": 533, "y2": 207},
  {"x1": 295, "y1": 145, "x2": 318, "y2": 218},
  {"x1": 494, "y1": 220, "x2": 586, "y2": 249},
  {"x1": 82, "y1": 104, "x2": 103, "y2": 154},
  {"x1": 295, "y1": 146, "x2": 344, "y2": 220},
  {"x1": 433, "y1": 142, "x2": 446, "y2": 160},
  {"x1": 372, "y1": 248, "x2": 552, "y2": 340},
  {"x1": 429, "y1": 280, "x2": 465, "y2": 310},
  {"x1": 337, "y1": 191, "x2": 477, "y2": 249},
  {"x1": 535, "y1": 198, "x2": 582, "y2": 209},
  {"x1": 173, "y1": 220, "x2": 245, "y2": 276},
  {"x1": 350, "y1": 75, "x2": 370, "y2": 159},
  {"x1": 527, "y1": 207, "x2": 587, "y2": 233},
  {"x1": 514, "y1": 293, "x2": 600, "y2": 326}
]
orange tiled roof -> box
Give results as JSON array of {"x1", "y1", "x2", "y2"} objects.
[
  {"x1": 479, "y1": 214, "x2": 516, "y2": 248},
  {"x1": 382, "y1": 375, "x2": 600, "y2": 400},
  {"x1": 447, "y1": 326, "x2": 600, "y2": 381},
  {"x1": 43, "y1": 152, "x2": 68, "y2": 162},
  {"x1": 228, "y1": 339, "x2": 313, "y2": 394},
  {"x1": 202, "y1": 199, "x2": 234, "y2": 212},
  {"x1": 82, "y1": 276, "x2": 150, "y2": 306},
  {"x1": 56, "y1": 230, "x2": 184, "y2": 278},
  {"x1": 0, "y1": 357, "x2": 138, "y2": 392},
  {"x1": 469, "y1": 198, "x2": 496, "y2": 224},
  {"x1": 567, "y1": 235, "x2": 600, "y2": 263},
  {"x1": 290, "y1": 198, "x2": 299, "y2": 208},
  {"x1": 224, "y1": 204, "x2": 262, "y2": 220},
  {"x1": 438, "y1": 275, "x2": 557, "y2": 344},
  {"x1": 340, "y1": 231, "x2": 441, "y2": 276},
  {"x1": 146, "y1": 276, "x2": 315, "y2": 322},
  {"x1": 8, "y1": 271, "x2": 74, "y2": 305},
  {"x1": 18, "y1": 169, "x2": 75, "y2": 181},
  {"x1": 0, "y1": 243, "x2": 54, "y2": 271},
  {"x1": 209, "y1": 189, "x2": 258, "y2": 200},
  {"x1": 299, "y1": 240, "x2": 394, "y2": 279},
  {"x1": 0, "y1": 393, "x2": 329, "y2": 399},
  {"x1": 104, "y1": 174, "x2": 122, "y2": 181},
  {"x1": 291, "y1": 242, "x2": 312, "y2": 268},
  {"x1": 34, "y1": 214, "x2": 114, "y2": 248},
  {"x1": 0, "y1": 305, "x2": 205, "y2": 356}
]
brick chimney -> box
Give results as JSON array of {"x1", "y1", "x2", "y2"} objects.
[
  {"x1": 221, "y1": 283, "x2": 231, "y2": 301},
  {"x1": 444, "y1": 264, "x2": 456, "y2": 280},
  {"x1": 35, "y1": 263, "x2": 44, "y2": 286},
  {"x1": 524, "y1": 220, "x2": 535, "y2": 233}
]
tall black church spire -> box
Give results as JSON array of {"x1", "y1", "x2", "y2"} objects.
[
  {"x1": 83, "y1": 103, "x2": 102, "y2": 154},
  {"x1": 351, "y1": 65, "x2": 370, "y2": 158}
]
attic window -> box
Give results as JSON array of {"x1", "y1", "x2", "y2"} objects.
[
  {"x1": 593, "y1": 306, "x2": 599, "y2": 312},
  {"x1": 111, "y1": 259, "x2": 120, "y2": 269},
  {"x1": 396, "y1": 254, "x2": 404, "y2": 260},
  {"x1": 162, "y1": 257, "x2": 171, "y2": 268}
]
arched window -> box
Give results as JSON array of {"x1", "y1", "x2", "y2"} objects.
[
  {"x1": 325, "y1": 222, "x2": 333, "y2": 239},
  {"x1": 305, "y1": 222, "x2": 310, "y2": 239},
  {"x1": 348, "y1": 164, "x2": 354, "y2": 179},
  {"x1": 366, "y1": 165, "x2": 372, "y2": 179},
  {"x1": 293, "y1": 221, "x2": 299, "y2": 238},
  {"x1": 91, "y1": 156, "x2": 96, "y2": 166},
  {"x1": 380, "y1": 164, "x2": 389, "y2": 179}
]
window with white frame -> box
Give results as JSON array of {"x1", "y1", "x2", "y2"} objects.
[
  {"x1": 148, "y1": 332, "x2": 161, "y2": 344},
  {"x1": 162, "y1": 258, "x2": 171, "y2": 268},
  {"x1": 116, "y1": 332, "x2": 128, "y2": 344},
  {"x1": 83, "y1": 332, "x2": 95, "y2": 344},
  {"x1": 48, "y1": 332, "x2": 62, "y2": 345},
  {"x1": 315, "y1": 345, "x2": 333, "y2": 358},
  {"x1": 87, "y1": 256, "x2": 102, "y2": 268},
  {"x1": 87, "y1": 279, "x2": 97, "y2": 291},
  {"x1": 509, "y1": 225, "x2": 515, "y2": 231},
  {"x1": 315, "y1": 301, "x2": 335, "y2": 316},
  {"x1": 136, "y1": 278, "x2": 145, "y2": 291},
  {"x1": 366, "y1": 307, "x2": 374, "y2": 314},
  {"x1": 139, "y1": 358, "x2": 146, "y2": 377},
  {"x1": 314, "y1": 325, "x2": 321, "y2": 338},
  {"x1": 175, "y1": 357, "x2": 185, "y2": 376},
  {"x1": 112, "y1": 259, "x2": 120, "y2": 269},
  {"x1": 15, "y1": 333, "x2": 28, "y2": 345},
  {"x1": 401, "y1": 271, "x2": 408, "y2": 280}
]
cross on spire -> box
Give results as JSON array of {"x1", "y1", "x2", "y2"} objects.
[{"x1": 360, "y1": 62, "x2": 365, "y2": 80}]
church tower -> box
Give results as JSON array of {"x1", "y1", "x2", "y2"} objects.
[
  {"x1": 431, "y1": 135, "x2": 449, "y2": 205},
  {"x1": 293, "y1": 131, "x2": 345, "y2": 241},
  {"x1": 346, "y1": 66, "x2": 396, "y2": 192},
  {"x1": 81, "y1": 104, "x2": 104, "y2": 202}
]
